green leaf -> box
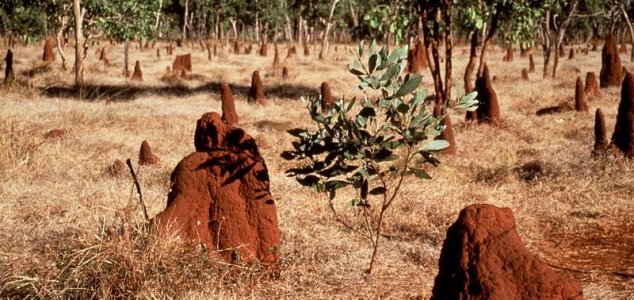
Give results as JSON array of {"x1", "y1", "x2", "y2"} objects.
[
  {"x1": 420, "y1": 140, "x2": 449, "y2": 152},
  {"x1": 360, "y1": 179, "x2": 368, "y2": 200},
  {"x1": 394, "y1": 75, "x2": 422, "y2": 98},
  {"x1": 387, "y1": 46, "x2": 407, "y2": 65},
  {"x1": 368, "y1": 54, "x2": 379, "y2": 74},
  {"x1": 369, "y1": 39, "x2": 378, "y2": 55},
  {"x1": 380, "y1": 64, "x2": 401, "y2": 82}
]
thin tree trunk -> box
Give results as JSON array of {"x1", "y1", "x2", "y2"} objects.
[
  {"x1": 620, "y1": 5, "x2": 634, "y2": 62},
  {"x1": 552, "y1": 0, "x2": 579, "y2": 78},
  {"x1": 73, "y1": 0, "x2": 83, "y2": 85},
  {"x1": 541, "y1": 11, "x2": 552, "y2": 78},
  {"x1": 124, "y1": 41, "x2": 130, "y2": 77},
  {"x1": 477, "y1": 7, "x2": 501, "y2": 76},
  {"x1": 56, "y1": 7, "x2": 68, "y2": 71},
  {"x1": 182, "y1": 0, "x2": 189, "y2": 42},
  {"x1": 349, "y1": 0, "x2": 359, "y2": 27},
  {"x1": 155, "y1": 0, "x2": 163, "y2": 38},
  {"x1": 321, "y1": 0, "x2": 340, "y2": 56},
  {"x1": 464, "y1": 31, "x2": 478, "y2": 93}
]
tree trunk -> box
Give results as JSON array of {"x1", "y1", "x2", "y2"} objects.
[
  {"x1": 477, "y1": 8, "x2": 501, "y2": 76},
  {"x1": 541, "y1": 11, "x2": 552, "y2": 78},
  {"x1": 73, "y1": 0, "x2": 83, "y2": 85},
  {"x1": 349, "y1": 0, "x2": 359, "y2": 27},
  {"x1": 182, "y1": 0, "x2": 189, "y2": 42},
  {"x1": 552, "y1": 0, "x2": 579, "y2": 78},
  {"x1": 464, "y1": 31, "x2": 478, "y2": 93},
  {"x1": 321, "y1": 0, "x2": 340, "y2": 56},
  {"x1": 620, "y1": 5, "x2": 634, "y2": 62},
  {"x1": 124, "y1": 41, "x2": 130, "y2": 77},
  {"x1": 155, "y1": 0, "x2": 163, "y2": 38},
  {"x1": 56, "y1": 7, "x2": 69, "y2": 71}
]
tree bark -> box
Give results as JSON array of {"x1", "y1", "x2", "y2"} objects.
[
  {"x1": 464, "y1": 31, "x2": 478, "y2": 93},
  {"x1": 477, "y1": 7, "x2": 501, "y2": 77},
  {"x1": 56, "y1": 5, "x2": 69, "y2": 71},
  {"x1": 620, "y1": 5, "x2": 634, "y2": 62},
  {"x1": 541, "y1": 11, "x2": 552, "y2": 78},
  {"x1": 182, "y1": 0, "x2": 189, "y2": 42},
  {"x1": 155, "y1": 0, "x2": 163, "y2": 38},
  {"x1": 552, "y1": 0, "x2": 579, "y2": 78},
  {"x1": 73, "y1": 0, "x2": 83, "y2": 85},
  {"x1": 124, "y1": 41, "x2": 130, "y2": 77},
  {"x1": 321, "y1": 0, "x2": 340, "y2": 56}
]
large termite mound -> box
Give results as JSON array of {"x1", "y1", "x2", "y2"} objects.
[
  {"x1": 172, "y1": 54, "x2": 192, "y2": 76},
  {"x1": 131, "y1": 60, "x2": 143, "y2": 81},
  {"x1": 575, "y1": 76, "x2": 588, "y2": 112},
  {"x1": 585, "y1": 71, "x2": 601, "y2": 99},
  {"x1": 248, "y1": 71, "x2": 266, "y2": 104},
  {"x1": 43, "y1": 39, "x2": 55, "y2": 62},
  {"x1": 320, "y1": 81, "x2": 333, "y2": 113},
  {"x1": 431, "y1": 204, "x2": 584, "y2": 300},
  {"x1": 407, "y1": 40, "x2": 427, "y2": 74},
  {"x1": 594, "y1": 108, "x2": 609, "y2": 156},
  {"x1": 600, "y1": 33, "x2": 623, "y2": 88},
  {"x1": 220, "y1": 82, "x2": 239, "y2": 126},
  {"x1": 611, "y1": 72, "x2": 634, "y2": 158},
  {"x1": 153, "y1": 112, "x2": 281, "y2": 264},
  {"x1": 473, "y1": 64, "x2": 500, "y2": 123}
]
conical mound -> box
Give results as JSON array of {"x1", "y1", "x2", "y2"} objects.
[
  {"x1": 574, "y1": 76, "x2": 588, "y2": 112},
  {"x1": 474, "y1": 64, "x2": 500, "y2": 123},
  {"x1": 220, "y1": 82, "x2": 239, "y2": 126},
  {"x1": 594, "y1": 108, "x2": 609, "y2": 156},
  {"x1": 600, "y1": 33, "x2": 623, "y2": 88},
  {"x1": 611, "y1": 72, "x2": 634, "y2": 157}
]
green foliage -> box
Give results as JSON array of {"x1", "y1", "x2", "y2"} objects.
[
  {"x1": 282, "y1": 40, "x2": 477, "y2": 272},
  {"x1": 363, "y1": 2, "x2": 416, "y2": 45},
  {"x1": 90, "y1": 0, "x2": 159, "y2": 42}
]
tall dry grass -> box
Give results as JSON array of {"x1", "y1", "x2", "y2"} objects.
[{"x1": 0, "y1": 41, "x2": 633, "y2": 299}]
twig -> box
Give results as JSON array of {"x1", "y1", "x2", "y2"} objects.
[{"x1": 126, "y1": 158, "x2": 150, "y2": 223}]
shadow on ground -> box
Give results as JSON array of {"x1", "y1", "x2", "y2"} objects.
[{"x1": 39, "y1": 80, "x2": 319, "y2": 102}]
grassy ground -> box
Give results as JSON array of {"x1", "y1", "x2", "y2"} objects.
[{"x1": 1, "y1": 40, "x2": 633, "y2": 299}]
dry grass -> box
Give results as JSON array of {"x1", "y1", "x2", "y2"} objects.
[{"x1": 0, "y1": 41, "x2": 633, "y2": 299}]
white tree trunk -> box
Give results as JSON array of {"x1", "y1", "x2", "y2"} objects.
[{"x1": 73, "y1": 0, "x2": 83, "y2": 85}]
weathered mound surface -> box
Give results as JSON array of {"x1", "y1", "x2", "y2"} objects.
[
  {"x1": 472, "y1": 64, "x2": 500, "y2": 123},
  {"x1": 131, "y1": 60, "x2": 143, "y2": 81},
  {"x1": 107, "y1": 159, "x2": 126, "y2": 177},
  {"x1": 320, "y1": 81, "x2": 333, "y2": 113},
  {"x1": 172, "y1": 54, "x2": 192, "y2": 75},
  {"x1": 594, "y1": 108, "x2": 609, "y2": 156},
  {"x1": 611, "y1": 72, "x2": 634, "y2": 157},
  {"x1": 585, "y1": 71, "x2": 600, "y2": 98},
  {"x1": 600, "y1": 34, "x2": 623, "y2": 88},
  {"x1": 153, "y1": 112, "x2": 281, "y2": 264},
  {"x1": 43, "y1": 39, "x2": 55, "y2": 62},
  {"x1": 248, "y1": 70, "x2": 266, "y2": 104},
  {"x1": 139, "y1": 140, "x2": 160, "y2": 165},
  {"x1": 575, "y1": 76, "x2": 588, "y2": 112},
  {"x1": 407, "y1": 40, "x2": 427, "y2": 74},
  {"x1": 220, "y1": 82, "x2": 239, "y2": 126},
  {"x1": 431, "y1": 204, "x2": 584, "y2": 300}
]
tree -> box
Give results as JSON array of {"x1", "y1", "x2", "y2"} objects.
[
  {"x1": 93, "y1": 0, "x2": 159, "y2": 77},
  {"x1": 73, "y1": 0, "x2": 82, "y2": 85},
  {"x1": 283, "y1": 41, "x2": 477, "y2": 274}
]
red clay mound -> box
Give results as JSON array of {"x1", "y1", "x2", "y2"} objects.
[
  {"x1": 99, "y1": 48, "x2": 107, "y2": 61},
  {"x1": 248, "y1": 70, "x2": 266, "y2": 104},
  {"x1": 585, "y1": 71, "x2": 601, "y2": 99},
  {"x1": 440, "y1": 114, "x2": 456, "y2": 155},
  {"x1": 600, "y1": 34, "x2": 623, "y2": 88},
  {"x1": 594, "y1": 108, "x2": 609, "y2": 156},
  {"x1": 568, "y1": 48, "x2": 575, "y2": 60},
  {"x1": 529, "y1": 54, "x2": 536, "y2": 72},
  {"x1": 575, "y1": 76, "x2": 588, "y2": 112},
  {"x1": 282, "y1": 66, "x2": 289, "y2": 78},
  {"x1": 259, "y1": 40, "x2": 268, "y2": 56},
  {"x1": 408, "y1": 40, "x2": 427, "y2": 74},
  {"x1": 131, "y1": 60, "x2": 143, "y2": 81},
  {"x1": 220, "y1": 82, "x2": 239, "y2": 126},
  {"x1": 45, "y1": 128, "x2": 65, "y2": 139},
  {"x1": 156, "y1": 47, "x2": 161, "y2": 58},
  {"x1": 153, "y1": 112, "x2": 281, "y2": 264},
  {"x1": 521, "y1": 68, "x2": 529, "y2": 81},
  {"x1": 139, "y1": 140, "x2": 160, "y2": 165},
  {"x1": 320, "y1": 82, "x2": 333, "y2": 113},
  {"x1": 5, "y1": 49, "x2": 14, "y2": 83},
  {"x1": 558, "y1": 44, "x2": 566, "y2": 57},
  {"x1": 172, "y1": 54, "x2": 192, "y2": 75},
  {"x1": 431, "y1": 204, "x2": 584, "y2": 300},
  {"x1": 43, "y1": 39, "x2": 55, "y2": 62},
  {"x1": 611, "y1": 72, "x2": 634, "y2": 158},
  {"x1": 473, "y1": 64, "x2": 500, "y2": 123}
]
